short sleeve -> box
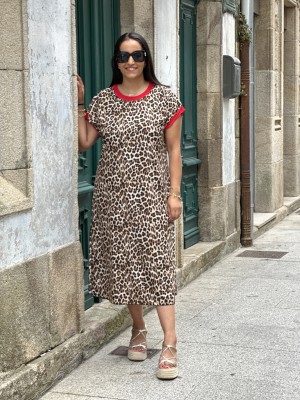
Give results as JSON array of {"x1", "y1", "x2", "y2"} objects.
[
  {"x1": 162, "y1": 89, "x2": 185, "y2": 130},
  {"x1": 85, "y1": 94, "x2": 102, "y2": 135}
]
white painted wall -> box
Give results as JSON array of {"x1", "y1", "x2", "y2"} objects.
[
  {"x1": 154, "y1": 0, "x2": 179, "y2": 92},
  {"x1": 222, "y1": 13, "x2": 236, "y2": 185},
  {"x1": 0, "y1": 0, "x2": 76, "y2": 269}
]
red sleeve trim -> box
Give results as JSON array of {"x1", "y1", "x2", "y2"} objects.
[
  {"x1": 85, "y1": 111, "x2": 98, "y2": 130},
  {"x1": 165, "y1": 106, "x2": 185, "y2": 130}
]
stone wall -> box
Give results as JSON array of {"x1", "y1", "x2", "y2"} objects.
[
  {"x1": 0, "y1": 0, "x2": 79, "y2": 269},
  {"x1": 0, "y1": 243, "x2": 83, "y2": 372},
  {"x1": 0, "y1": 0, "x2": 83, "y2": 373}
]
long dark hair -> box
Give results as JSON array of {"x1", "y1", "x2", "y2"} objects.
[{"x1": 110, "y1": 32, "x2": 164, "y2": 86}]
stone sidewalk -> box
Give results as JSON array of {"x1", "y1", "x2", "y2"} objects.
[{"x1": 40, "y1": 211, "x2": 300, "y2": 400}]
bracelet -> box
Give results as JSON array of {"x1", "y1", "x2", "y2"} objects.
[
  {"x1": 78, "y1": 112, "x2": 86, "y2": 118},
  {"x1": 78, "y1": 103, "x2": 85, "y2": 106},
  {"x1": 168, "y1": 192, "x2": 182, "y2": 201}
]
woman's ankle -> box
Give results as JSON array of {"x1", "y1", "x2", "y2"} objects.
[
  {"x1": 163, "y1": 334, "x2": 177, "y2": 347},
  {"x1": 132, "y1": 322, "x2": 146, "y2": 331}
]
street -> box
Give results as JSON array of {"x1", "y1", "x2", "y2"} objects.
[{"x1": 40, "y1": 210, "x2": 300, "y2": 400}]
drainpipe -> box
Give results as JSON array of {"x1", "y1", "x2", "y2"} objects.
[{"x1": 239, "y1": 1, "x2": 253, "y2": 246}]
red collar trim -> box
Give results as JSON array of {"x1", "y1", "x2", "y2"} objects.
[{"x1": 113, "y1": 82, "x2": 154, "y2": 101}]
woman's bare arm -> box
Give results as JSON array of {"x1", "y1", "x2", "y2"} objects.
[
  {"x1": 77, "y1": 75, "x2": 99, "y2": 152},
  {"x1": 164, "y1": 116, "x2": 183, "y2": 222}
]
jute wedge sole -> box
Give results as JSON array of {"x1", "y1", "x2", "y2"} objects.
[
  {"x1": 156, "y1": 366, "x2": 178, "y2": 380},
  {"x1": 127, "y1": 348, "x2": 147, "y2": 361},
  {"x1": 127, "y1": 327, "x2": 147, "y2": 361},
  {"x1": 156, "y1": 345, "x2": 178, "y2": 380}
]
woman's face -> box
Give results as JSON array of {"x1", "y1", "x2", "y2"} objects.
[{"x1": 117, "y1": 39, "x2": 145, "y2": 81}]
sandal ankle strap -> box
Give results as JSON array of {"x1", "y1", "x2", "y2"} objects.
[{"x1": 129, "y1": 327, "x2": 147, "y2": 350}]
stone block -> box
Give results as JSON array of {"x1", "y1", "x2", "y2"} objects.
[
  {"x1": 199, "y1": 139, "x2": 223, "y2": 187},
  {"x1": 197, "y1": 44, "x2": 221, "y2": 93},
  {"x1": 274, "y1": 29, "x2": 282, "y2": 74},
  {"x1": 255, "y1": 117, "x2": 274, "y2": 164},
  {"x1": 0, "y1": 0, "x2": 24, "y2": 70},
  {"x1": 255, "y1": 28, "x2": 275, "y2": 71},
  {"x1": 0, "y1": 168, "x2": 32, "y2": 197},
  {"x1": 256, "y1": 116, "x2": 283, "y2": 165},
  {"x1": 235, "y1": 137, "x2": 240, "y2": 180},
  {"x1": 255, "y1": 1, "x2": 275, "y2": 30},
  {"x1": 120, "y1": 0, "x2": 134, "y2": 28},
  {"x1": 121, "y1": 1, "x2": 154, "y2": 52},
  {"x1": 255, "y1": 71, "x2": 276, "y2": 118},
  {"x1": 255, "y1": 163, "x2": 276, "y2": 212},
  {"x1": 283, "y1": 116, "x2": 299, "y2": 155},
  {"x1": 274, "y1": 159, "x2": 283, "y2": 209},
  {"x1": 284, "y1": 6, "x2": 298, "y2": 42},
  {"x1": 284, "y1": 76, "x2": 299, "y2": 115},
  {"x1": 284, "y1": 154, "x2": 300, "y2": 197},
  {"x1": 133, "y1": 0, "x2": 154, "y2": 54},
  {"x1": 197, "y1": 1, "x2": 222, "y2": 46},
  {"x1": 0, "y1": 255, "x2": 51, "y2": 372},
  {"x1": 21, "y1": 0, "x2": 29, "y2": 71},
  {"x1": 271, "y1": 125, "x2": 283, "y2": 164},
  {"x1": 198, "y1": 92, "x2": 222, "y2": 140},
  {"x1": 284, "y1": 40, "x2": 298, "y2": 77},
  {"x1": 235, "y1": 180, "x2": 241, "y2": 232},
  {"x1": 226, "y1": 182, "x2": 236, "y2": 236},
  {"x1": 0, "y1": 176, "x2": 31, "y2": 217},
  {"x1": 0, "y1": 70, "x2": 27, "y2": 170},
  {"x1": 274, "y1": 71, "x2": 283, "y2": 117},
  {"x1": 49, "y1": 242, "x2": 84, "y2": 348},
  {"x1": 199, "y1": 186, "x2": 226, "y2": 241}
]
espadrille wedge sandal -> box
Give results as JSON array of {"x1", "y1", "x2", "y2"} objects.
[
  {"x1": 156, "y1": 345, "x2": 178, "y2": 380},
  {"x1": 127, "y1": 327, "x2": 147, "y2": 361}
]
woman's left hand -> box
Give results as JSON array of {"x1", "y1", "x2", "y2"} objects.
[{"x1": 167, "y1": 196, "x2": 182, "y2": 222}]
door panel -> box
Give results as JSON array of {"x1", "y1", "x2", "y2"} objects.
[
  {"x1": 180, "y1": 0, "x2": 200, "y2": 248},
  {"x1": 76, "y1": 0, "x2": 120, "y2": 309}
]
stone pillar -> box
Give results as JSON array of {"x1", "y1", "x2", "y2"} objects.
[
  {"x1": 283, "y1": 4, "x2": 300, "y2": 196},
  {"x1": 198, "y1": 1, "x2": 238, "y2": 241},
  {"x1": 254, "y1": 0, "x2": 284, "y2": 212}
]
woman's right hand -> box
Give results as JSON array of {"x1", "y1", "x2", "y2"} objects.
[{"x1": 77, "y1": 74, "x2": 85, "y2": 105}]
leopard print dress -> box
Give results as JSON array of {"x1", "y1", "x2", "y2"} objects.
[{"x1": 86, "y1": 82, "x2": 185, "y2": 305}]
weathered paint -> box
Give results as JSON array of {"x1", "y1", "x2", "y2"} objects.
[
  {"x1": 222, "y1": 12, "x2": 236, "y2": 185},
  {"x1": 154, "y1": 0, "x2": 179, "y2": 92},
  {"x1": 0, "y1": 0, "x2": 76, "y2": 269}
]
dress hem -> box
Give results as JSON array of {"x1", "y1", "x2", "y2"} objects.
[{"x1": 89, "y1": 293, "x2": 176, "y2": 306}]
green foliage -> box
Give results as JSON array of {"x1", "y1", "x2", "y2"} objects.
[{"x1": 238, "y1": 12, "x2": 251, "y2": 45}]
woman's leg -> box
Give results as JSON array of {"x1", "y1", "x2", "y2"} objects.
[
  {"x1": 128, "y1": 304, "x2": 145, "y2": 329},
  {"x1": 156, "y1": 305, "x2": 177, "y2": 369},
  {"x1": 127, "y1": 304, "x2": 147, "y2": 356},
  {"x1": 156, "y1": 305, "x2": 177, "y2": 345}
]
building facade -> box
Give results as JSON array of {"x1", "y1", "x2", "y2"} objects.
[{"x1": 0, "y1": 0, "x2": 300, "y2": 398}]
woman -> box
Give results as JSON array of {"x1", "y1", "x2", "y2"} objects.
[{"x1": 77, "y1": 32, "x2": 184, "y2": 380}]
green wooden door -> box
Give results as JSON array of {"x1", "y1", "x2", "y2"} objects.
[
  {"x1": 180, "y1": 0, "x2": 200, "y2": 248},
  {"x1": 76, "y1": 0, "x2": 120, "y2": 309}
]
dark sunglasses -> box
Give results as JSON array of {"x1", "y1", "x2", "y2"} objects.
[{"x1": 115, "y1": 50, "x2": 147, "y2": 63}]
